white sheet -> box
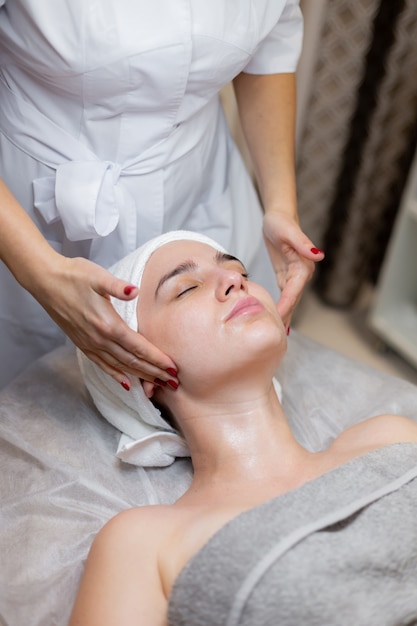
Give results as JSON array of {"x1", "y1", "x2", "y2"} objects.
[{"x1": 1, "y1": 331, "x2": 417, "y2": 625}]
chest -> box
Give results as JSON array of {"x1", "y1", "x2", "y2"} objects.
[
  {"x1": 0, "y1": 0, "x2": 286, "y2": 130},
  {"x1": 0, "y1": 0, "x2": 283, "y2": 73}
]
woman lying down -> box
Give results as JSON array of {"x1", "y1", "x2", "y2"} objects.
[{"x1": 71, "y1": 231, "x2": 417, "y2": 626}]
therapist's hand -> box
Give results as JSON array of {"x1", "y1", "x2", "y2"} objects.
[
  {"x1": 263, "y1": 211, "x2": 325, "y2": 330},
  {"x1": 35, "y1": 256, "x2": 179, "y2": 390}
]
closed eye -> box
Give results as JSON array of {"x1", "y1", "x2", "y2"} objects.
[
  {"x1": 177, "y1": 285, "x2": 198, "y2": 298},
  {"x1": 176, "y1": 270, "x2": 248, "y2": 298}
]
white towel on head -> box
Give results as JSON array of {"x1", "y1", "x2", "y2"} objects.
[
  {"x1": 78, "y1": 230, "x2": 283, "y2": 467},
  {"x1": 78, "y1": 231, "x2": 226, "y2": 467}
]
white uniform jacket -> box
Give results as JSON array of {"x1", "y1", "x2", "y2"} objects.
[{"x1": 0, "y1": 0, "x2": 302, "y2": 386}]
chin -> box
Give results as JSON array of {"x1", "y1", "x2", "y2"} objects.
[
  {"x1": 181, "y1": 326, "x2": 286, "y2": 393},
  {"x1": 245, "y1": 330, "x2": 285, "y2": 369},
  {"x1": 241, "y1": 314, "x2": 286, "y2": 354}
]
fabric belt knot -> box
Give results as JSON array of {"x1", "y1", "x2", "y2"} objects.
[
  {"x1": 33, "y1": 160, "x2": 124, "y2": 241},
  {"x1": 0, "y1": 76, "x2": 218, "y2": 252}
]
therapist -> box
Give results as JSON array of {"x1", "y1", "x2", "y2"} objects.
[{"x1": 0, "y1": 0, "x2": 324, "y2": 389}]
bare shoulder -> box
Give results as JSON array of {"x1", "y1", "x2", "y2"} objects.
[
  {"x1": 69, "y1": 505, "x2": 177, "y2": 626},
  {"x1": 98, "y1": 503, "x2": 175, "y2": 542},
  {"x1": 330, "y1": 414, "x2": 417, "y2": 456},
  {"x1": 90, "y1": 504, "x2": 185, "y2": 578}
]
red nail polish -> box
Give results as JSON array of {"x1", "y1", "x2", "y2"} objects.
[
  {"x1": 166, "y1": 367, "x2": 178, "y2": 377},
  {"x1": 286, "y1": 326, "x2": 291, "y2": 336},
  {"x1": 121, "y1": 381, "x2": 130, "y2": 391},
  {"x1": 124, "y1": 285, "x2": 135, "y2": 295},
  {"x1": 167, "y1": 379, "x2": 179, "y2": 390},
  {"x1": 311, "y1": 247, "x2": 324, "y2": 255},
  {"x1": 155, "y1": 378, "x2": 168, "y2": 387}
]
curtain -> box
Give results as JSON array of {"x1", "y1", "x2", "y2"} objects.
[{"x1": 296, "y1": 0, "x2": 417, "y2": 307}]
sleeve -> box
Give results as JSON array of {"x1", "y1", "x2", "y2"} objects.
[{"x1": 244, "y1": 0, "x2": 304, "y2": 75}]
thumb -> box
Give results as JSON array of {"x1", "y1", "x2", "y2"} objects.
[
  {"x1": 97, "y1": 268, "x2": 139, "y2": 301},
  {"x1": 110, "y1": 278, "x2": 138, "y2": 301},
  {"x1": 292, "y1": 230, "x2": 325, "y2": 261},
  {"x1": 268, "y1": 215, "x2": 325, "y2": 262},
  {"x1": 306, "y1": 245, "x2": 325, "y2": 261}
]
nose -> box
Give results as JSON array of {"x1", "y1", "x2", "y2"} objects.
[{"x1": 215, "y1": 268, "x2": 247, "y2": 301}]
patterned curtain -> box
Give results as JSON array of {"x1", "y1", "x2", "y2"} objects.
[{"x1": 296, "y1": 0, "x2": 417, "y2": 307}]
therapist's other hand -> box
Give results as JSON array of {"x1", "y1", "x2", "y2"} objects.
[
  {"x1": 263, "y1": 212, "x2": 325, "y2": 329},
  {"x1": 35, "y1": 256, "x2": 178, "y2": 389}
]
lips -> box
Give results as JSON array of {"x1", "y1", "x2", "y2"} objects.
[{"x1": 225, "y1": 296, "x2": 265, "y2": 321}]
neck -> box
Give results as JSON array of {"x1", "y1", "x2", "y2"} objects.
[{"x1": 173, "y1": 379, "x2": 312, "y2": 494}]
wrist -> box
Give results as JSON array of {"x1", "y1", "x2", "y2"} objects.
[
  {"x1": 264, "y1": 202, "x2": 298, "y2": 222},
  {"x1": 18, "y1": 244, "x2": 64, "y2": 298}
]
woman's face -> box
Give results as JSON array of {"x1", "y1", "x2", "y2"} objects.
[{"x1": 137, "y1": 240, "x2": 286, "y2": 393}]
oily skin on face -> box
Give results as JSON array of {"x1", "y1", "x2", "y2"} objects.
[{"x1": 137, "y1": 240, "x2": 286, "y2": 399}]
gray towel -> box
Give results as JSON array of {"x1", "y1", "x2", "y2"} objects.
[{"x1": 168, "y1": 443, "x2": 417, "y2": 625}]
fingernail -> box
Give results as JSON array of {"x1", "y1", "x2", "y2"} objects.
[
  {"x1": 166, "y1": 367, "x2": 178, "y2": 377},
  {"x1": 155, "y1": 378, "x2": 168, "y2": 387},
  {"x1": 167, "y1": 379, "x2": 179, "y2": 390},
  {"x1": 121, "y1": 381, "x2": 130, "y2": 391},
  {"x1": 124, "y1": 285, "x2": 135, "y2": 295},
  {"x1": 286, "y1": 326, "x2": 291, "y2": 336},
  {"x1": 311, "y1": 247, "x2": 324, "y2": 255}
]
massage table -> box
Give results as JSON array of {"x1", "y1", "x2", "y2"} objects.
[{"x1": 1, "y1": 330, "x2": 417, "y2": 625}]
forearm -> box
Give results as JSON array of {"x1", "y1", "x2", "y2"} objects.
[
  {"x1": 0, "y1": 178, "x2": 60, "y2": 294},
  {"x1": 232, "y1": 72, "x2": 298, "y2": 219},
  {"x1": 0, "y1": 179, "x2": 177, "y2": 383}
]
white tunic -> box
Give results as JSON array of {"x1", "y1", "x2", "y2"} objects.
[{"x1": 0, "y1": 0, "x2": 302, "y2": 387}]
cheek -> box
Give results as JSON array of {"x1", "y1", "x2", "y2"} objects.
[
  {"x1": 138, "y1": 301, "x2": 215, "y2": 364},
  {"x1": 166, "y1": 313, "x2": 214, "y2": 363}
]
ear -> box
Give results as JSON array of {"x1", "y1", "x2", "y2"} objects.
[{"x1": 142, "y1": 380, "x2": 156, "y2": 398}]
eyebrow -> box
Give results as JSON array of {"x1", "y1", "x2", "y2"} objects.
[{"x1": 155, "y1": 251, "x2": 246, "y2": 297}]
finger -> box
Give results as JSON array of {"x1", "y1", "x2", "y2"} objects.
[
  {"x1": 112, "y1": 280, "x2": 139, "y2": 300},
  {"x1": 84, "y1": 308, "x2": 178, "y2": 376},
  {"x1": 276, "y1": 292, "x2": 293, "y2": 329},
  {"x1": 81, "y1": 267, "x2": 178, "y2": 377},
  {"x1": 83, "y1": 350, "x2": 133, "y2": 390},
  {"x1": 111, "y1": 328, "x2": 178, "y2": 376},
  {"x1": 84, "y1": 348, "x2": 178, "y2": 394},
  {"x1": 287, "y1": 229, "x2": 325, "y2": 262},
  {"x1": 116, "y1": 355, "x2": 178, "y2": 383},
  {"x1": 93, "y1": 268, "x2": 139, "y2": 301},
  {"x1": 266, "y1": 215, "x2": 325, "y2": 262},
  {"x1": 276, "y1": 270, "x2": 310, "y2": 325},
  {"x1": 93, "y1": 346, "x2": 178, "y2": 384},
  {"x1": 305, "y1": 245, "x2": 325, "y2": 261},
  {"x1": 142, "y1": 378, "x2": 179, "y2": 399},
  {"x1": 142, "y1": 380, "x2": 155, "y2": 398}
]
